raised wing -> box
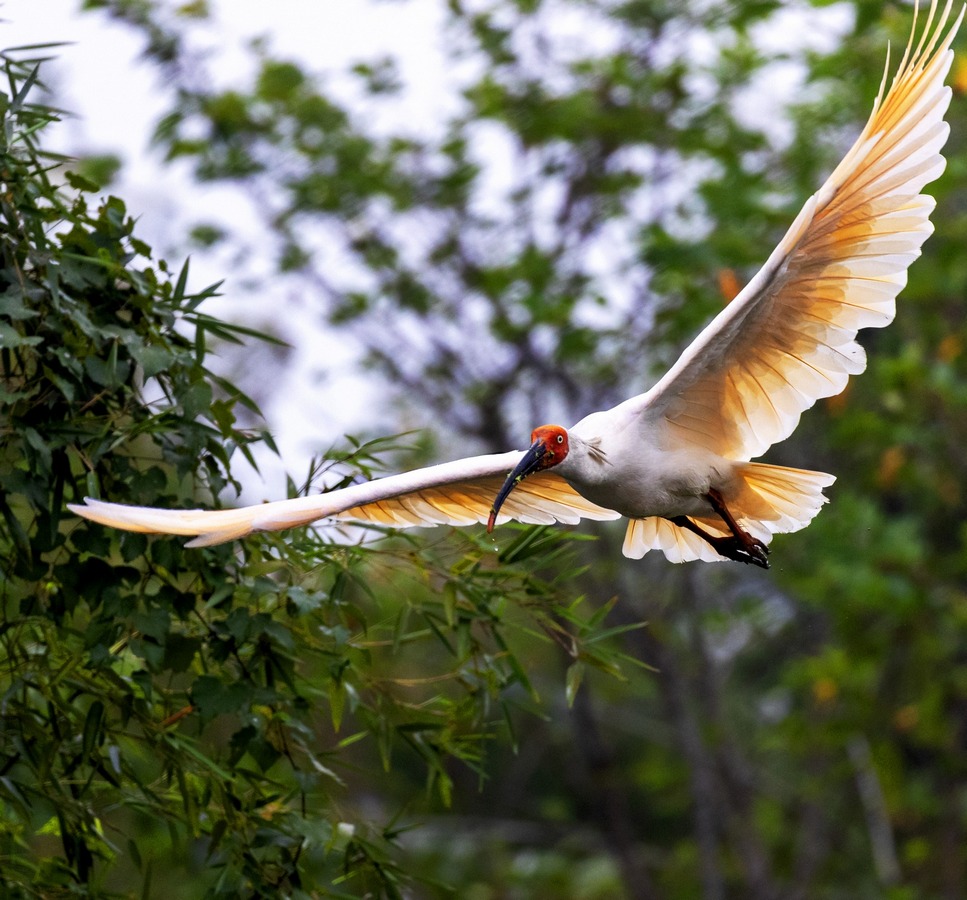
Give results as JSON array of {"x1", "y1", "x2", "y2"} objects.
[
  {"x1": 68, "y1": 452, "x2": 620, "y2": 548},
  {"x1": 637, "y1": 0, "x2": 962, "y2": 461}
]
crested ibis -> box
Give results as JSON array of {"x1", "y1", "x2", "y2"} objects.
[{"x1": 69, "y1": 1, "x2": 963, "y2": 567}]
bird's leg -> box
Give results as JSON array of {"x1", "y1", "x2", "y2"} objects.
[
  {"x1": 706, "y1": 487, "x2": 770, "y2": 568},
  {"x1": 669, "y1": 488, "x2": 770, "y2": 569},
  {"x1": 669, "y1": 516, "x2": 766, "y2": 568}
]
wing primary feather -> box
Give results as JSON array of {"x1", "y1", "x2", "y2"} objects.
[
  {"x1": 71, "y1": 458, "x2": 619, "y2": 546},
  {"x1": 637, "y1": 0, "x2": 962, "y2": 461}
]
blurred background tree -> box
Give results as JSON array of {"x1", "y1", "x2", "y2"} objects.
[{"x1": 4, "y1": 0, "x2": 967, "y2": 896}]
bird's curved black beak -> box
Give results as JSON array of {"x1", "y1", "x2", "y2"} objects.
[{"x1": 487, "y1": 439, "x2": 548, "y2": 533}]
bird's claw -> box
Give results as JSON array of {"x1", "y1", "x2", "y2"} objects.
[
  {"x1": 739, "y1": 537, "x2": 771, "y2": 569},
  {"x1": 718, "y1": 535, "x2": 770, "y2": 569}
]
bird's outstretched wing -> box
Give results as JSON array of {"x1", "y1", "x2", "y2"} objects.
[
  {"x1": 68, "y1": 452, "x2": 619, "y2": 547},
  {"x1": 636, "y1": 0, "x2": 962, "y2": 461}
]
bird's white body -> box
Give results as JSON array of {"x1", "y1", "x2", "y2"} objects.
[
  {"x1": 560, "y1": 408, "x2": 735, "y2": 520},
  {"x1": 69, "y1": 1, "x2": 963, "y2": 566}
]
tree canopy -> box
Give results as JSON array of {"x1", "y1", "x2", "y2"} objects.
[{"x1": 4, "y1": 1, "x2": 967, "y2": 897}]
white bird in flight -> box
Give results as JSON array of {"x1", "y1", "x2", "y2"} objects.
[{"x1": 70, "y1": 0, "x2": 963, "y2": 568}]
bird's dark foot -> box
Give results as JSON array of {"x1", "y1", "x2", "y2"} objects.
[
  {"x1": 700, "y1": 488, "x2": 771, "y2": 569},
  {"x1": 670, "y1": 516, "x2": 771, "y2": 569},
  {"x1": 714, "y1": 534, "x2": 770, "y2": 569}
]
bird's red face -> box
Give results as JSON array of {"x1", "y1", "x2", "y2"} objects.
[
  {"x1": 487, "y1": 425, "x2": 569, "y2": 532},
  {"x1": 529, "y1": 424, "x2": 569, "y2": 462}
]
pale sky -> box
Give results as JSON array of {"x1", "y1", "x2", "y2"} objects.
[{"x1": 2, "y1": 0, "x2": 459, "y2": 497}]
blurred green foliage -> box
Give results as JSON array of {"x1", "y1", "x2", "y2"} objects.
[
  {"x1": 5, "y1": 0, "x2": 967, "y2": 897},
  {"x1": 0, "y1": 45, "x2": 644, "y2": 897}
]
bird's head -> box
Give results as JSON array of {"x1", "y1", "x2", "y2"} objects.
[{"x1": 487, "y1": 425, "x2": 569, "y2": 533}]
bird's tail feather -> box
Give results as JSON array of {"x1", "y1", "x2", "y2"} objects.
[
  {"x1": 622, "y1": 463, "x2": 835, "y2": 563},
  {"x1": 622, "y1": 516, "x2": 728, "y2": 563}
]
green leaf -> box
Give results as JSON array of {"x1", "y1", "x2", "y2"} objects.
[
  {"x1": 82, "y1": 700, "x2": 105, "y2": 757},
  {"x1": 565, "y1": 661, "x2": 584, "y2": 708},
  {"x1": 329, "y1": 678, "x2": 346, "y2": 732},
  {"x1": 191, "y1": 675, "x2": 253, "y2": 719},
  {"x1": 162, "y1": 634, "x2": 202, "y2": 673},
  {"x1": 180, "y1": 380, "x2": 212, "y2": 418},
  {"x1": 0, "y1": 289, "x2": 38, "y2": 319},
  {"x1": 0, "y1": 322, "x2": 42, "y2": 347}
]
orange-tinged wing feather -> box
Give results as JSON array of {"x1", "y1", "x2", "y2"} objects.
[
  {"x1": 639, "y1": 0, "x2": 962, "y2": 461},
  {"x1": 68, "y1": 452, "x2": 619, "y2": 548}
]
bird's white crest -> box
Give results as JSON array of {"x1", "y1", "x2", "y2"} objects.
[{"x1": 69, "y1": 1, "x2": 963, "y2": 565}]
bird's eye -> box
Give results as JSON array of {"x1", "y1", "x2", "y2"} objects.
[{"x1": 556, "y1": 434, "x2": 564, "y2": 444}]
